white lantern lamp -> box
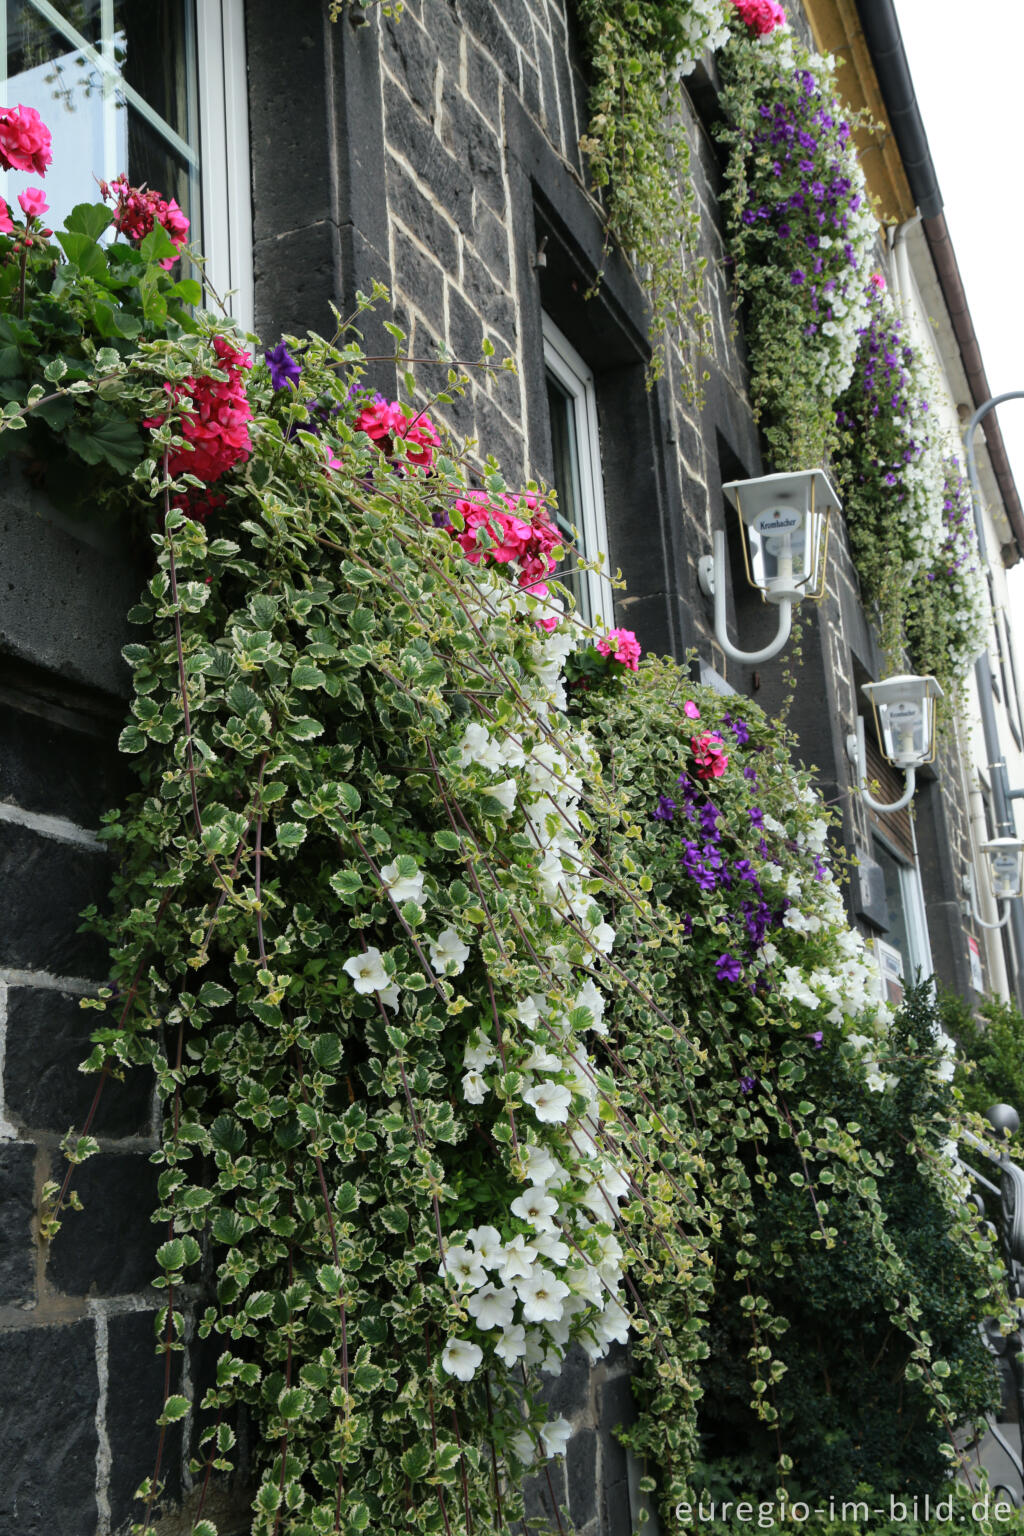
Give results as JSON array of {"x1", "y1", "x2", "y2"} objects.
[
  {"x1": 846, "y1": 673, "x2": 942, "y2": 814},
  {"x1": 965, "y1": 837, "x2": 1024, "y2": 930},
  {"x1": 697, "y1": 469, "x2": 839, "y2": 665}
]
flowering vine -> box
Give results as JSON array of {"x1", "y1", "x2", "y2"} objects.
[{"x1": 717, "y1": 18, "x2": 876, "y2": 467}]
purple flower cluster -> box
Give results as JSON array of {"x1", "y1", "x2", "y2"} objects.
[
  {"x1": 834, "y1": 286, "x2": 928, "y2": 563},
  {"x1": 652, "y1": 768, "x2": 789, "y2": 986}
]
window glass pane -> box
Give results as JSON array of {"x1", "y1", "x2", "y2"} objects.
[
  {"x1": 873, "y1": 839, "x2": 920, "y2": 983},
  {"x1": 4, "y1": 1, "x2": 198, "y2": 242},
  {"x1": 545, "y1": 369, "x2": 589, "y2": 624}
]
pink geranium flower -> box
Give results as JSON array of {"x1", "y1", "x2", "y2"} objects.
[
  {"x1": 691, "y1": 731, "x2": 729, "y2": 780},
  {"x1": 732, "y1": 0, "x2": 786, "y2": 34},
  {"x1": 101, "y1": 175, "x2": 190, "y2": 269},
  {"x1": 0, "y1": 104, "x2": 52, "y2": 177},
  {"x1": 354, "y1": 396, "x2": 440, "y2": 469},
  {"x1": 17, "y1": 186, "x2": 48, "y2": 219},
  {"x1": 147, "y1": 334, "x2": 253, "y2": 484},
  {"x1": 448, "y1": 489, "x2": 561, "y2": 593},
  {"x1": 0, "y1": 198, "x2": 13, "y2": 236},
  {"x1": 683, "y1": 700, "x2": 700, "y2": 720},
  {"x1": 596, "y1": 628, "x2": 642, "y2": 671}
]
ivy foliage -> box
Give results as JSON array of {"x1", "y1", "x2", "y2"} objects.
[
  {"x1": 574, "y1": 0, "x2": 726, "y2": 391},
  {"x1": 944, "y1": 986, "x2": 1024, "y2": 1137}
]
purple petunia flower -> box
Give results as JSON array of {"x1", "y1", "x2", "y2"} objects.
[
  {"x1": 715, "y1": 953, "x2": 743, "y2": 983},
  {"x1": 739, "y1": 1075, "x2": 758, "y2": 1094},
  {"x1": 653, "y1": 794, "x2": 676, "y2": 822},
  {"x1": 749, "y1": 806, "x2": 764, "y2": 830},
  {"x1": 265, "y1": 341, "x2": 302, "y2": 392},
  {"x1": 809, "y1": 1031, "x2": 824, "y2": 1049}
]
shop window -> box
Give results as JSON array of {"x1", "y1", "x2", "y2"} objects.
[
  {"x1": 2, "y1": 0, "x2": 251, "y2": 327},
  {"x1": 542, "y1": 313, "x2": 613, "y2": 630},
  {"x1": 872, "y1": 834, "x2": 932, "y2": 1001}
]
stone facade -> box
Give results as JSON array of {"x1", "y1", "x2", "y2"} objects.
[{"x1": 0, "y1": 2, "x2": 1008, "y2": 1531}]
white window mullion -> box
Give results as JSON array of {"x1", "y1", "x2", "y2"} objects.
[{"x1": 196, "y1": 0, "x2": 253, "y2": 335}]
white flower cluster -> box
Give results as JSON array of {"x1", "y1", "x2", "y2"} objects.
[
  {"x1": 668, "y1": 0, "x2": 732, "y2": 79},
  {"x1": 435, "y1": 578, "x2": 634, "y2": 1422}
]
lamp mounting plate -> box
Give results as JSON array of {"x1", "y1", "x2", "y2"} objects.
[{"x1": 698, "y1": 555, "x2": 716, "y2": 598}]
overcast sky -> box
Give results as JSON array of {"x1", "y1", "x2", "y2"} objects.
[{"x1": 893, "y1": 0, "x2": 1024, "y2": 557}]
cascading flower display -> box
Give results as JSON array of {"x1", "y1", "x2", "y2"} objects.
[
  {"x1": 449, "y1": 488, "x2": 563, "y2": 592},
  {"x1": 906, "y1": 453, "x2": 989, "y2": 688},
  {"x1": 718, "y1": 21, "x2": 876, "y2": 466}
]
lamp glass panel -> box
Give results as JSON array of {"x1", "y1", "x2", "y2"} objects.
[{"x1": 989, "y1": 849, "x2": 1023, "y2": 899}]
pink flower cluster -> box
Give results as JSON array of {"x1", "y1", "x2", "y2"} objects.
[
  {"x1": 691, "y1": 731, "x2": 729, "y2": 780},
  {"x1": 732, "y1": 0, "x2": 786, "y2": 34},
  {"x1": 596, "y1": 628, "x2": 642, "y2": 671},
  {"x1": 354, "y1": 397, "x2": 440, "y2": 468},
  {"x1": 450, "y1": 490, "x2": 561, "y2": 592},
  {"x1": 101, "y1": 175, "x2": 190, "y2": 269},
  {"x1": 151, "y1": 334, "x2": 253, "y2": 484},
  {"x1": 0, "y1": 104, "x2": 52, "y2": 177}
]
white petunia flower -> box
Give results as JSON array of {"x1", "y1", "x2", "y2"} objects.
[
  {"x1": 466, "y1": 1283, "x2": 517, "y2": 1330},
  {"x1": 378, "y1": 985, "x2": 400, "y2": 1013},
  {"x1": 466, "y1": 1225, "x2": 503, "y2": 1268},
  {"x1": 574, "y1": 977, "x2": 607, "y2": 1035},
  {"x1": 523, "y1": 1081, "x2": 573, "y2": 1124},
  {"x1": 463, "y1": 1031, "x2": 497, "y2": 1071},
  {"x1": 539, "y1": 1416, "x2": 572, "y2": 1458},
  {"x1": 441, "y1": 1337, "x2": 483, "y2": 1381},
  {"x1": 532, "y1": 1230, "x2": 570, "y2": 1266},
  {"x1": 521, "y1": 1141, "x2": 558, "y2": 1186},
  {"x1": 442, "y1": 1245, "x2": 487, "y2": 1289},
  {"x1": 379, "y1": 859, "x2": 425, "y2": 905},
  {"x1": 522, "y1": 1044, "x2": 563, "y2": 1074},
  {"x1": 342, "y1": 947, "x2": 390, "y2": 995},
  {"x1": 429, "y1": 926, "x2": 470, "y2": 975},
  {"x1": 461, "y1": 1069, "x2": 488, "y2": 1105},
  {"x1": 489, "y1": 777, "x2": 518, "y2": 814},
  {"x1": 493, "y1": 1322, "x2": 527, "y2": 1366},
  {"x1": 500, "y1": 1234, "x2": 538, "y2": 1284},
  {"x1": 516, "y1": 995, "x2": 544, "y2": 1031},
  {"x1": 510, "y1": 1430, "x2": 537, "y2": 1466},
  {"x1": 510, "y1": 1189, "x2": 559, "y2": 1231},
  {"x1": 457, "y1": 721, "x2": 503, "y2": 773},
  {"x1": 588, "y1": 921, "x2": 616, "y2": 955},
  {"x1": 516, "y1": 1268, "x2": 570, "y2": 1322}
]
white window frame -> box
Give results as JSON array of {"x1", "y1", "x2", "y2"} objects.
[
  {"x1": 196, "y1": 0, "x2": 253, "y2": 335},
  {"x1": 542, "y1": 314, "x2": 614, "y2": 630},
  {"x1": 0, "y1": 1, "x2": 252, "y2": 334},
  {"x1": 872, "y1": 831, "x2": 933, "y2": 994}
]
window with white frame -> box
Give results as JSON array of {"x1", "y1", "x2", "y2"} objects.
[
  {"x1": 872, "y1": 834, "x2": 932, "y2": 996},
  {"x1": 1, "y1": 0, "x2": 251, "y2": 329},
  {"x1": 542, "y1": 314, "x2": 613, "y2": 630}
]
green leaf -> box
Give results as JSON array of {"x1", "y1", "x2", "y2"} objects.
[
  {"x1": 275, "y1": 822, "x2": 307, "y2": 849},
  {"x1": 312, "y1": 1035, "x2": 342, "y2": 1070},
  {"x1": 291, "y1": 662, "x2": 325, "y2": 690},
  {"x1": 66, "y1": 411, "x2": 142, "y2": 474},
  {"x1": 378, "y1": 1204, "x2": 409, "y2": 1233},
  {"x1": 199, "y1": 981, "x2": 232, "y2": 1008},
  {"x1": 283, "y1": 716, "x2": 324, "y2": 741},
  {"x1": 158, "y1": 1395, "x2": 190, "y2": 1424},
  {"x1": 434, "y1": 830, "x2": 461, "y2": 852},
  {"x1": 156, "y1": 1238, "x2": 186, "y2": 1272},
  {"x1": 336, "y1": 1182, "x2": 359, "y2": 1215},
  {"x1": 64, "y1": 201, "x2": 115, "y2": 240},
  {"x1": 400, "y1": 1443, "x2": 430, "y2": 1479},
  {"x1": 55, "y1": 230, "x2": 109, "y2": 280},
  {"x1": 140, "y1": 221, "x2": 178, "y2": 264}
]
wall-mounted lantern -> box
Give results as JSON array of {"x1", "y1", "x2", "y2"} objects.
[
  {"x1": 965, "y1": 836, "x2": 1024, "y2": 930},
  {"x1": 697, "y1": 469, "x2": 840, "y2": 665},
  {"x1": 846, "y1": 673, "x2": 943, "y2": 814}
]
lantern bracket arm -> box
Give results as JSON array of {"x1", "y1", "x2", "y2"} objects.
[
  {"x1": 963, "y1": 866, "x2": 1012, "y2": 930},
  {"x1": 698, "y1": 530, "x2": 793, "y2": 665},
  {"x1": 845, "y1": 716, "x2": 917, "y2": 813}
]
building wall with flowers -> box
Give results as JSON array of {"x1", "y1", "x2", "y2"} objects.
[{"x1": 0, "y1": 2, "x2": 1022, "y2": 1533}]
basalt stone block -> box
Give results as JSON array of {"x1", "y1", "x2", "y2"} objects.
[
  {"x1": 392, "y1": 226, "x2": 446, "y2": 334},
  {"x1": 0, "y1": 1319, "x2": 99, "y2": 1536},
  {"x1": 0, "y1": 702, "x2": 123, "y2": 828},
  {"x1": 106, "y1": 1309, "x2": 182, "y2": 1529},
  {"x1": 542, "y1": 1341, "x2": 592, "y2": 1419},
  {"x1": 0, "y1": 1140, "x2": 35, "y2": 1305},
  {"x1": 0, "y1": 822, "x2": 110, "y2": 979},
  {"x1": 387, "y1": 165, "x2": 459, "y2": 273},
  {"x1": 567, "y1": 1425, "x2": 597, "y2": 1528},
  {"x1": 47, "y1": 1152, "x2": 158, "y2": 1297},
  {"x1": 4, "y1": 985, "x2": 152, "y2": 1137},
  {"x1": 0, "y1": 479, "x2": 139, "y2": 698}
]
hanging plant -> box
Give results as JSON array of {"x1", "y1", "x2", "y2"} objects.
[
  {"x1": 575, "y1": 0, "x2": 733, "y2": 392},
  {"x1": 905, "y1": 453, "x2": 989, "y2": 693},
  {"x1": 717, "y1": 19, "x2": 876, "y2": 468}
]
